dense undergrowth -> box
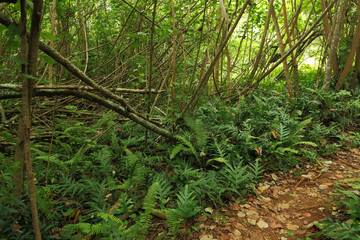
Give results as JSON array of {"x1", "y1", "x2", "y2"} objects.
[{"x1": 1, "y1": 88, "x2": 360, "y2": 239}]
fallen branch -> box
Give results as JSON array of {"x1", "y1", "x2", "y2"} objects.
[
  {"x1": 0, "y1": 84, "x2": 165, "y2": 94},
  {"x1": 0, "y1": 13, "x2": 175, "y2": 141},
  {"x1": 0, "y1": 88, "x2": 176, "y2": 141}
]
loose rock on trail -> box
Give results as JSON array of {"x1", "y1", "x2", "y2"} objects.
[
  {"x1": 194, "y1": 148, "x2": 360, "y2": 240},
  {"x1": 150, "y1": 147, "x2": 359, "y2": 240}
]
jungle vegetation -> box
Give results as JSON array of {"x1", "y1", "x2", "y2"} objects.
[{"x1": 0, "y1": 0, "x2": 359, "y2": 239}]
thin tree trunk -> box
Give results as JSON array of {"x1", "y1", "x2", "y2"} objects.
[
  {"x1": 321, "y1": 0, "x2": 332, "y2": 39},
  {"x1": 167, "y1": 0, "x2": 176, "y2": 122},
  {"x1": 213, "y1": 6, "x2": 222, "y2": 92},
  {"x1": 269, "y1": 0, "x2": 294, "y2": 97},
  {"x1": 335, "y1": 0, "x2": 360, "y2": 89},
  {"x1": 48, "y1": 0, "x2": 56, "y2": 83},
  {"x1": 282, "y1": 0, "x2": 300, "y2": 95},
  {"x1": 315, "y1": 45, "x2": 328, "y2": 91},
  {"x1": 350, "y1": 46, "x2": 360, "y2": 89},
  {"x1": 323, "y1": 0, "x2": 348, "y2": 91},
  {"x1": 13, "y1": 0, "x2": 28, "y2": 201},
  {"x1": 225, "y1": 46, "x2": 231, "y2": 93},
  {"x1": 146, "y1": 0, "x2": 157, "y2": 144},
  {"x1": 24, "y1": 0, "x2": 43, "y2": 238},
  {"x1": 181, "y1": 0, "x2": 251, "y2": 115},
  {"x1": 248, "y1": 0, "x2": 272, "y2": 81},
  {"x1": 230, "y1": 4, "x2": 252, "y2": 72},
  {"x1": 248, "y1": 0, "x2": 338, "y2": 91}
]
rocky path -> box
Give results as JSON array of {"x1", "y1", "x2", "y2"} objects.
[{"x1": 195, "y1": 147, "x2": 360, "y2": 240}]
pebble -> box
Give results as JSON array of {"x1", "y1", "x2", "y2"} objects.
[
  {"x1": 286, "y1": 223, "x2": 299, "y2": 231},
  {"x1": 257, "y1": 219, "x2": 269, "y2": 229},
  {"x1": 248, "y1": 218, "x2": 257, "y2": 225},
  {"x1": 319, "y1": 185, "x2": 329, "y2": 190},
  {"x1": 237, "y1": 211, "x2": 246, "y2": 218},
  {"x1": 200, "y1": 235, "x2": 216, "y2": 240}
]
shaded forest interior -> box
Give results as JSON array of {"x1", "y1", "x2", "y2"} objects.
[{"x1": 0, "y1": 0, "x2": 359, "y2": 239}]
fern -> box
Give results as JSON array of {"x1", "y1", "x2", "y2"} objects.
[
  {"x1": 189, "y1": 171, "x2": 222, "y2": 204},
  {"x1": 220, "y1": 160, "x2": 252, "y2": 196},
  {"x1": 141, "y1": 181, "x2": 159, "y2": 219},
  {"x1": 167, "y1": 209, "x2": 182, "y2": 234},
  {"x1": 32, "y1": 148, "x2": 67, "y2": 173},
  {"x1": 170, "y1": 135, "x2": 199, "y2": 162},
  {"x1": 184, "y1": 115, "x2": 208, "y2": 149},
  {"x1": 62, "y1": 222, "x2": 92, "y2": 239},
  {"x1": 276, "y1": 123, "x2": 290, "y2": 142},
  {"x1": 212, "y1": 137, "x2": 226, "y2": 158},
  {"x1": 155, "y1": 177, "x2": 172, "y2": 208},
  {"x1": 128, "y1": 181, "x2": 159, "y2": 238},
  {"x1": 36, "y1": 186, "x2": 55, "y2": 220},
  {"x1": 170, "y1": 185, "x2": 200, "y2": 219},
  {"x1": 170, "y1": 143, "x2": 189, "y2": 159},
  {"x1": 67, "y1": 146, "x2": 86, "y2": 170},
  {"x1": 62, "y1": 212, "x2": 129, "y2": 239},
  {"x1": 214, "y1": 124, "x2": 242, "y2": 141},
  {"x1": 291, "y1": 118, "x2": 312, "y2": 140},
  {"x1": 249, "y1": 159, "x2": 264, "y2": 181}
]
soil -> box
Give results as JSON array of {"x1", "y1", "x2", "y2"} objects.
[{"x1": 152, "y1": 147, "x2": 360, "y2": 240}]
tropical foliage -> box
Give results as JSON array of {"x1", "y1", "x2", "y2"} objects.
[{"x1": 0, "y1": 0, "x2": 359, "y2": 239}]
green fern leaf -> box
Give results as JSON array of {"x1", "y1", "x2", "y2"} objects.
[
  {"x1": 170, "y1": 143, "x2": 186, "y2": 159},
  {"x1": 206, "y1": 157, "x2": 227, "y2": 165}
]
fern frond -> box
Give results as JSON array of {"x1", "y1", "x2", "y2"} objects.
[
  {"x1": 184, "y1": 115, "x2": 209, "y2": 149},
  {"x1": 276, "y1": 123, "x2": 290, "y2": 142},
  {"x1": 167, "y1": 210, "x2": 182, "y2": 234},
  {"x1": 66, "y1": 146, "x2": 86, "y2": 168},
  {"x1": 249, "y1": 159, "x2": 264, "y2": 181},
  {"x1": 32, "y1": 149, "x2": 67, "y2": 173},
  {"x1": 292, "y1": 118, "x2": 312, "y2": 137},
  {"x1": 172, "y1": 185, "x2": 200, "y2": 219},
  {"x1": 170, "y1": 144, "x2": 186, "y2": 159},
  {"x1": 62, "y1": 223, "x2": 91, "y2": 238},
  {"x1": 220, "y1": 161, "x2": 252, "y2": 195},
  {"x1": 36, "y1": 186, "x2": 55, "y2": 220},
  {"x1": 128, "y1": 182, "x2": 159, "y2": 238},
  {"x1": 142, "y1": 181, "x2": 159, "y2": 214},
  {"x1": 171, "y1": 135, "x2": 199, "y2": 161}
]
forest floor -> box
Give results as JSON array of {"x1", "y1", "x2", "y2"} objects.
[{"x1": 151, "y1": 147, "x2": 360, "y2": 240}]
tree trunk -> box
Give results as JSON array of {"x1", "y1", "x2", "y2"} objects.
[
  {"x1": 249, "y1": 0, "x2": 338, "y2": 91},
  {"x1": 335, "y1": 0, "x2": 360, "y2": 89},
  {"x1": 13, "y1": 0, "x2": 44, "y2": 238},
  {"x1": 48, "y1": 0, "x2": 56, "y2": 83},
  {"x1": 248, "y1": 0, "x2": 272, "y2": 81},
  {"x1": 282, "y1": 0, "x2": 300, "y2": 95},
  {"x1": 350, "y1": 42, "x2": 360, "y2": 89},
  {"x1": 269, "y1": 0, "x2": 294, "y2": 97},
  {"x1": 13, "y1": 0, "x2": 28, "y2": 201},
  {"x1": 181, "y1": 0, "x2": 251, "y2": 115},
  {"x1": 323, "y1": 0, "x2": 348, "y2": 91}
]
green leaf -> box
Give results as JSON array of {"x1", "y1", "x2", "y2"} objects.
[
  {"x1": 5, "y1": 23, "x2": 20, "y2": 38},
  {"x1": 0, "y1": 131, "x2": 16, "y2": 143},
  {"x1": 40, "y1": 31, "x2": 56, "y2": 41},
  {"x1": 206, "y1": 157, "x2": 228, "y2": 165},
  {"x1": 22, "y1": 74, "x2": 39, "y2": 80},
  {"x1": 170, "y1": 144, "x2": 186, "y2": 159},
  {"x1": 40, "y1": 53, "x2": 56, "y2": 64},
  {"x1": 10, "y1": 55, "x2": 27, "y2": 65},
  {"x1": 295, "y1": 141, "x2": 318, "y2": 147},
  {"x1": 62, "y1": 208, "x2": 75, "y2": 217}
]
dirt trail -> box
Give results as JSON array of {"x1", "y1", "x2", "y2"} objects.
[{"x1": 193, "y1": 147, "x2": 360, "y2": 240}]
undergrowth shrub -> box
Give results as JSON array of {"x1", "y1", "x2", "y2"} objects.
[
  {"x1": 1, "y1": 88, "x2": 358, "y2": 239},
  {"x1": 317, "y1": 180, "x2": 360, "y2": 239}
]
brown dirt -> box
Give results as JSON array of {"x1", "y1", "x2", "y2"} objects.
[{"x1": 152, "y1": 147, "x2": 360, "y2": 240}]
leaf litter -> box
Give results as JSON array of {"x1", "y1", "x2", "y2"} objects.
[
  {"x1": 148, "y1": 147, "x2": 360, "y2": 239},
  {"x1": 192, "y1": 147, "x2": 360, "y2": 240}
]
